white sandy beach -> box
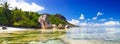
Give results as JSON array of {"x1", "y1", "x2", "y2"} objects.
[
  {"x1": 0, "y1": 27, "x2": 28, "y2": 33},
  {"x1": 0, "y1": 27, "x2": 66, "y2": 33}
]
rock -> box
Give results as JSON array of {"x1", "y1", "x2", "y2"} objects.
[
  {"x1": 38, "y1": 14, "x2": 52, "y2": 29},
  {"x1": 65, "y1": 25, "x2": 69, "y2": 28},
  {"x1": 2, "y1": 26, "x2": 7, "y2": 30},
  {"x1": 57, "y1": 24, "x2": 64, "y2": 29},
  {"x1": 52, "y1": 24, "x2": 57, "y2": 28}
]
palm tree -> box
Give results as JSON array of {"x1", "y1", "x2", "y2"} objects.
[{"x1": 0, "y1": 2, "x2": 11, "y2": 25}]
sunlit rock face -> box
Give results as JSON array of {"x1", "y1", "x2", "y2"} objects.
[
  {"x1": 52, "y1": 24, "x2": 57, "y2": 29},
  {"x1": 38, "y1": 14, "x2": 52, "y2": 29},
  {"x1": 57, "y1": 24, "x2": 65, "y2": 29},
  {"x1": 38, "y1": 13, "x2": 71, "y2": 29}
]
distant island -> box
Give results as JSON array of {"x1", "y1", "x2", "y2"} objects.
[{"x1": 0, "y1": 2, "x2": 76, "y2": 29}]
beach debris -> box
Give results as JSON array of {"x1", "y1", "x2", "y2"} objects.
[{"x1": 2, "y1": 26, "x2": 7, "y2": 30}]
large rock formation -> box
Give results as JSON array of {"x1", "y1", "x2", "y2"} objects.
[
  {"x1": 38, "y1": 13, "x2": 75, "y2": 29},
  {"x1": 38, "y1": 14, "x2": 52, "y2": 29}
]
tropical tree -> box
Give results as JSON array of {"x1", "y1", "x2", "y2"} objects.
[{"x1": 0, "y1": 2, "x2": 11, "y2": 25}]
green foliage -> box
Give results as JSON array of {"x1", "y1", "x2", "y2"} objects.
[
  {"x1": 10, "y1": 9, "x2": 40, "y2": 27},
  {"x1": 48, "y1": 15, "x2": 68, "y2": 25},
  {"x1": 0, "y1": 2, "x2": 73, "y2": 28},
  {"x1": 0, "y1": 2, "x2": 11, "y2": 25},
  {"x1": 0, "y1": 2, "x2": 41, "y2": 27}
]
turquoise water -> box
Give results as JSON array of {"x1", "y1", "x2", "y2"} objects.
[
  {"x1": 29, "y1": 39, "x2": 65, "y2": 44},
  {"x1": 66, "y1": 26, "x2": 120, "y2": 40},
  {"x1": 31, "y1": 26, "x2": 120, "y2": 44},
  {"x1": 65, "y1": 26, "x2": 120, "y2": 44}
]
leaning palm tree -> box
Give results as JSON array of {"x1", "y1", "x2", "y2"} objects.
[{"x1": 1, "y1": 2, "x2": 10, "y2": 9}]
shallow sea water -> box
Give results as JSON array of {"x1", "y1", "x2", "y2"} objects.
[
  {"x1": 36, "y1": 26, "x2": 120, "y2": 44},
  {"x1": 1, "y1": 26, "x2": 120, "y2": 44}
]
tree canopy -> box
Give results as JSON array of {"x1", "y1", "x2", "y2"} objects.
[{"x1": 0, "y1": 2, "x2": 74, "y2": 28}]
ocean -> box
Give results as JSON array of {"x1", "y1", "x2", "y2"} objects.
[{"x1": 64, "y1": 26, "x2": 120, "y2": 44}]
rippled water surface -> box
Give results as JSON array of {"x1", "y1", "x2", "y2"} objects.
[
  {"x1": 65, "y1": 26, "x2": 120, "y2": 44},
  {"x1": 31, "y1": 26, "x2": 120, "y2": 44},
  {"x1": 1, "y1": 26, "x2": 120, "y2": 44}
]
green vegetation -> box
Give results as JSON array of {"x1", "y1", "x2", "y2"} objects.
[
  {"x1": 0, "y1": 2, "x2": 74, "y2": 28},
  {"x1": 0, "y1": 2, "x2": 72, "y2": 44},
  {"x1": 0, "y1": 2, "x2": 41, "y2": 27},
  {"x1": 0, "y1": 30, "x2": 66, "y2": 44},
  {"x1": 48, "y1": 15, "x2": 68, "y2": 25}
]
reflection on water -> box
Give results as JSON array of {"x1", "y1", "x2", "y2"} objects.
[
  {"x1": 65, "y1": 26, "x2": 120, "y2": 44},
  {"x1": 28, "y1": 26, "x2": 120, "y2": 44},
  {"x1": 29, "y1": 39, "x2": 65, "y2": 44},
  {"x1": 0, "y1": 28, "x2": 66, "y2": 44}
]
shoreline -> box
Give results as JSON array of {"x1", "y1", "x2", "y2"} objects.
[
  {"x1": 0, "y1": 27, "x2": 29, "y2": 33},
  {"x1": 0, "y1": 26, "x2": 67, "y2": 33}
]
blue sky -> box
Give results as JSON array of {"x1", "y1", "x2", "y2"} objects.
[
  {"x1": 1, "y1": 0, "x2": 120, "y2": 26},
  {"x1": 25, "y1": 0, "x2": 120, "y2": 21}
]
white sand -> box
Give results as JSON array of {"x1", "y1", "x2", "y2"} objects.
[{"x1": 0, "y1": 27, "x2": 27, "y2": 33}]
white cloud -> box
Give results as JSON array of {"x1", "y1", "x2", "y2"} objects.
[
  {"x1": 68, "y1": 12, "x2": 119, "y2": 26},
  {"x1": 1, "y1": 0, "x2": 44, "y2": 12},
  {"x1": 90, "y1": 23, "x2": 101, "y2": 26},
  {"x1": 68, "y1": 19, "x2": 88, "y2": 26},
  {"x1": 68, "y1": 18, "x2": 120, "y2": 26},
  {"x1": 68, "y1": 19, "x2": 80, "y2": 25},
  {"x1": 103, "y1": 21, "x2": 120, "y2": 26},
  {"x1": 79, "y1": 22, "x2": 87, "y2": 26},
  {"x1": 92, "y1": 17, "x2": 97, "y2": 20},
  {"x1": 99, "y1": 19, "x2": 106, "y2": 21},
  {"x1": 92, "y1": 12, "x2": 103, "y2": 20},
  {"x1": 79, "y1": 14, "x2": 84, "y2": 20},
  {"x1": 97, "y1": 12, "x2": 103, "y2": 16},
  {"x1": 88, "y1": 21, "x2": 120, "y2": 26},
  {"x1": 68, "y1": 19, "x2": 87, "y2": 26}
]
